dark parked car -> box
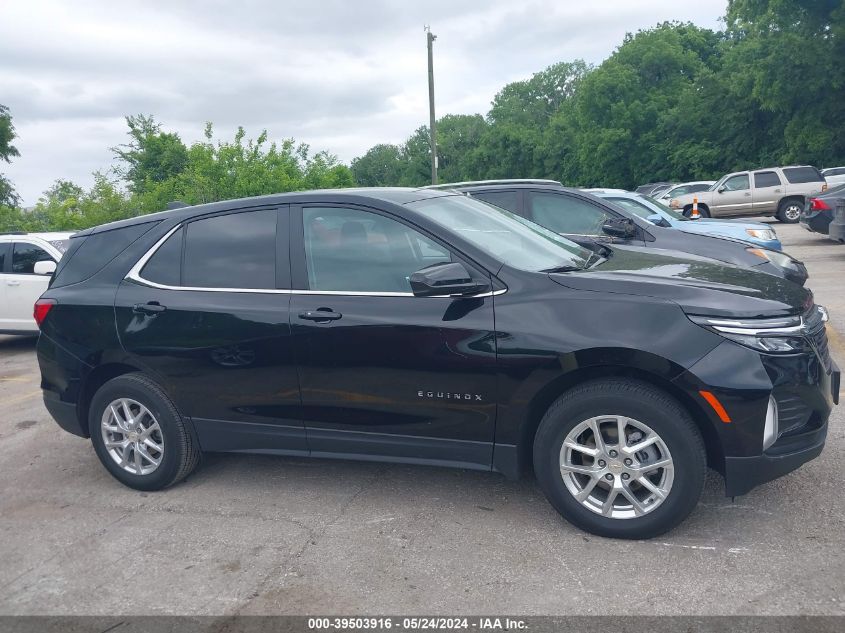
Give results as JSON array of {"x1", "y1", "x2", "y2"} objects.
[
  {"x1": 801, "y1": 184, "x2": 845, "y2": 236},
  {"x1": 37, "y1": 189, "x2": 838, "y2": 539},
  {"x1": 442, "y1": 180, "x2": 808, "y2": 285}
]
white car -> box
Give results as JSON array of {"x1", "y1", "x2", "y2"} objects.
[
  {"x1": 656, "y1": 181, "x2": 716, "y2": 204},
  {"x1": 822, "y1": 167, "x2": 845, "y2": 188},
  {"x1": 0, "y1": 232, "x2": 73, "y2": 334}
]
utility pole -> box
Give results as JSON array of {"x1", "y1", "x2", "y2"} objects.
[{"x1": 425, "y1": 25, "x2": 437, "y2": 185}]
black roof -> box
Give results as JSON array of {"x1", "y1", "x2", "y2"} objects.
[{"x1": 79, "y1": 187, "x2": 454, "y2": 236}]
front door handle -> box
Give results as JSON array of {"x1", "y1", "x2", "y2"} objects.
[
  {"x1": 133, "y1": 302, "x2": 167, "y2": 315},
  {"x1": 299, "y1": 309, "x2": 342, "y2": 322}
]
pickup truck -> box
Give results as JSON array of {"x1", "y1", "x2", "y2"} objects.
[{"x1": 669, "y1": 166, "x2": 827, "y2": 223}]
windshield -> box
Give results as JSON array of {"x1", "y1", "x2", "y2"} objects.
[
  {"x1": 408, "y1": 194, "x2": 592, "y2": 272},
  {"x1": 607, "y1": 195, "x2": 688, "y2": 224}
]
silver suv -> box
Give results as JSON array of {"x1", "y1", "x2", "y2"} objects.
[{"x1": 669, "y1": 166, "x2": 827, "y2": 223}]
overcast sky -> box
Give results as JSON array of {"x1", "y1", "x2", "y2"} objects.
[{"x1": 2, "y1": 0, "x2": 726, "y2": 205}]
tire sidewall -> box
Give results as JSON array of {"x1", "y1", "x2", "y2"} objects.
[
  {"x1": 89, "y1": 375, "x2": 184, "y2": 491},
  {"x1": 534, "y1": 385, "x2": 705, "y2": 539},
  {"x1": 779, "y1": 201, "x2": 802, "y2": 223}
]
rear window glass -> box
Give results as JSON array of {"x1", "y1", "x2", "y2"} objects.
[
  {"x1": 754, "y1": 171, "x2": 781, "y2": 188},
  {"x1": 48, "y1": 239, "x2": 70, "y2": 253},
  {"x1": 783, "y1": 167, "x2": 824, "y2": 184},
  {"x1": 51, "y1": 222, "x2": 156, "y2": 288}
]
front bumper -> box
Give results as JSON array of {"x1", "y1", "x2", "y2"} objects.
[
  {"x1": 673, "y1": 339, "x2": 838, "y2": 497},
  {"x1": 724, "y1": 419, "x2": 827, "y2": 497}
]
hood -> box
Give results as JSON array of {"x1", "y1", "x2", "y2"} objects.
[
  {"x1": 692, "y1": 218, "x2": 769, "y2": 229},
  {"x1": 549, "y1": 244, "x2": 809, "y2": 318}
]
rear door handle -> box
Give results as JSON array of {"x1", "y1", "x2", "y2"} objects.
[
  {"x1": 7, "y1": 280, "x2": 20, "y2": 286},
  {"x1": 299, "y1": 309, "x2": 342, "y2": 322},
  {"x1": 133, "y1": 302, "x2": 167, "y2": 315}
]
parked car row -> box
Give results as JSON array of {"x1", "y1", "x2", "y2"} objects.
[
  {"x1": 800, "y1": 183, "x2": 845, "y2": 242},
  {"x1": 0, "y1": 232, "x2": 71, "y2": 334},
  {"x1": 28, "y1": 180, "x2": 838, "y2": 541}
]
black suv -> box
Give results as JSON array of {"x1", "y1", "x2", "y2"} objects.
[
  {"x1": 442, "y1": 180, "x2": 808, "y2": 285},
  {"x1": 36, "y1": 188, "x2": 839, "y2": 539}
]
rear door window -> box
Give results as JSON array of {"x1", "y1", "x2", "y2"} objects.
[
  {"x1": 11, "y1": 242, "x2": 54, "y2": 274},
  {"x1": 783, "y1": 167, "x2": 824, "y2": 183},
  {"x1": 754, "y1": 171, "x2": 781, "y2": 188},
  {"x1": 183, "y1": 210, "x2": 278, "y2": 289},
  {"x1": 471, "y1": 190, "x2": 521, "y2": 214}
]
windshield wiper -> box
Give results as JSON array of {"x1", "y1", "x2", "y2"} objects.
[{"x1": 541, "y1": 264, "x2": 583, "y2": 273}]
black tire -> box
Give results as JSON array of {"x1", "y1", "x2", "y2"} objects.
[
  {"x1": 777, "y1": 199, "x2": 802, "y2": 223},
  {"x1": 89, "y1": 373, "x2": 200, "y2": 490},
  {"x1": 533, "y1": 378, "x2": 706, "y2": 539}
]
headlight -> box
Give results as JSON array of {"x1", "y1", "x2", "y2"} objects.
[
  {"x1": 688, "y1": 314, "x2": 808, "y2": 354},
  {"x1": 746, "y1": 247, "x2": 799, "y2": 270},
  {"x1": 745, "y1": 228, "x2": 777, "y2": 241}
]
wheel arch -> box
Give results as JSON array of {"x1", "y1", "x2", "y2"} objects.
[
  {"x1": 78, "y1": 362, "x2": 146, "y2": 435},
  {"x1": 517, "y1": 365, "x2": 724, "y2": 477}
]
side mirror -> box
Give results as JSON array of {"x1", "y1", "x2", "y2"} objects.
[
  {"x1": 646, "y1": 213, "x2": 671, "y2": 227},
  {"x1": 717, "y1": 187, "x2": 726, "y2": 193},
  {"x1": 409, "y1": 262, "x2": 487, "y2": 297},
  {"x1": 33, "y1": 260, "x2": 57, "y2": 276},
  {"x1": 601, "y1": 218, "x2": 637, "y2": 239}
]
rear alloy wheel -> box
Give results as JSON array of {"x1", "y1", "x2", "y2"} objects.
[
  {"x1": 777, "y1": 200, "x2": 802, "y2": 223},
  {"x1": 534, "y1": 378, "x2": 706, "y2": 539},
  {"x1": 90, "y1": 374, "x2": 200, "y2": 490}
]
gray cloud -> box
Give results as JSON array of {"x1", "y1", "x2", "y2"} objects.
[{"x1": 1, "y1": 0, "x2": 726, "y2": 205}]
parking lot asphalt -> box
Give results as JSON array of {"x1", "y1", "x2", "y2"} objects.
[{"x1": 0, "y1": 220, "x2": 843, "y2": 616}]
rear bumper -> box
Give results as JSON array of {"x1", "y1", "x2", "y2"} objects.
[
  {"x1": 43, "y1": 390, "x2": 87, "y2": 437},
  {"x1": 800, "y1": 211, "x2": 832, "y2": 235},
  {"x1": 724, "y1": 421, "x2": 827, "y2": 497}
]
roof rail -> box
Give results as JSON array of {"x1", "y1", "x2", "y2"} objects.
[
  {"x1": 423, "y1": 178, "x2": 563, "y2": 190},
  {"x1": 0, "y1": 231, "x2": 27, "y2": 235}
]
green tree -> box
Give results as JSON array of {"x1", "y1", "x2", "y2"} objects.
[
  {"x1": 351, "y1": 143, "x2": 404, "y2": 186},
  {"x1": 112, "y1": 114, "x2": 189, "y2": 194},
  {"x1": 0, "y1": 104, "x2": 21, "y2": 206},
  {"x1": 722, "y1": 0, "x2": 845, "y2": 165}
]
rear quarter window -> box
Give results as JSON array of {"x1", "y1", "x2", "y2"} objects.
[
  {"x1": 783, "y1": 167, "x2": 824, "y2": 184},
  {"x1": 51, "y1": 222, "x2": 158, "y2": 288}
]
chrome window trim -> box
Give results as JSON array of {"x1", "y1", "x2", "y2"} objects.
[{"x1": 125, "y1": 224, "x2": 506, "y2": 299}]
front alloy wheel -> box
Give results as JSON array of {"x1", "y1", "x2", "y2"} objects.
[
  {"x1": 560, "y1": 415, "x2": 673, "y2": 518},
  {"x1": 533, "y1": 378, "x2": 706, "y2": 539}
]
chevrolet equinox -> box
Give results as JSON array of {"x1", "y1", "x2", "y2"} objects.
[{"x1": 36, "y1": 188, "x2": 839, "y2": 539}]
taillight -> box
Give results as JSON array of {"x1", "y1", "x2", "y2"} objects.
[
  {"x1": 34, "y1": 299, "x2": 56, "y2": 328},
  {"x1": 810, "y1": 198, "x2": 831, "y2": 211}
]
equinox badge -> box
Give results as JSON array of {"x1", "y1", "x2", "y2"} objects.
[{"x1": 418, "y1": 390, "x2": 483, "y2": 401}]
